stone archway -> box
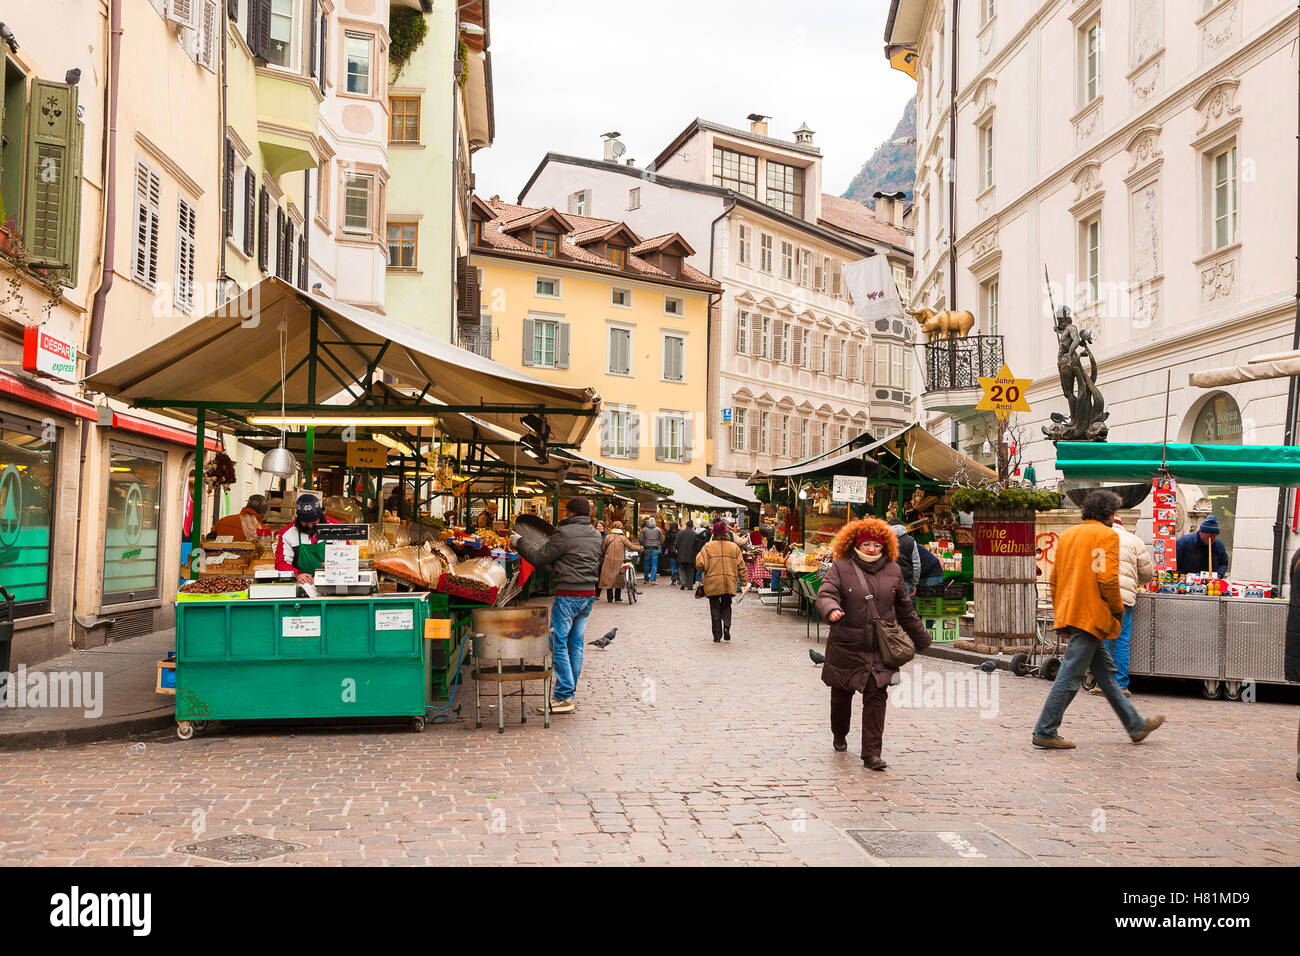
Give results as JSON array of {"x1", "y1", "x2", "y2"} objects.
[{"x1": 1183, "y1": 391, "x2": 1243, "y2": 554}]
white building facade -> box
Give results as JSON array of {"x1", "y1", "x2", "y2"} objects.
[
  {"x1": 520, "y1": 118, "x2": 914, "y2": 478},
  {"x1": 886, "y1": 0, "x2": 1299, "y2": 582}
]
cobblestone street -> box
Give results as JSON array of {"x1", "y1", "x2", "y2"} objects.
[{"x1": 2, "y1": 586, "x2": 1298, "y2": 866}]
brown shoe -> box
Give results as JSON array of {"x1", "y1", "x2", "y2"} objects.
[
  {"x1": 1122, "y1": 688, "x2": 1132, "y2": 697},
  {"x1": 1087, "y1": 686, "x2": 1103, "y2": 695},
  {"x1": 863, "y1": 755, "x2": 888, "y2": 771},
  {"x1": 1130, "y1": 714, "x2": 1165, "y2": 742},
  {"x1": 1032, "y1": 735, "x2": 1076, "y2": 749}
]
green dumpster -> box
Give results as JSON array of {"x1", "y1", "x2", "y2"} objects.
[{"x1": 174, "y1": 594, "x2": 430, "y2": 738}]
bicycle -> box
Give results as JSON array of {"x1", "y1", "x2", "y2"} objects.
[{"x1": 622, "y1": 561, "x2": 639, "y2": 603}]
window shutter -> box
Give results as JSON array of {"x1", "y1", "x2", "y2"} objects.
[
  {"x1": 791, "y1": 327, "x2": 802, "y2": 367},
  {"x1": 223, "y1": 140, "x2": 235, "y2": 238},
  {"x1": 310, "y1": 0, "x2": 320, "y2": 81},
  {"x1": 521, "y1": 317, "x2": 535, "y2": 365},
  {"x1": 257, "y1": 186, "x2": 269, "y2": 271},
  {"x1": 600, "y1": 411, "x2": 612, "y2": 456},
  {"x1": 319, "y1": 11, "x2": 328, "y2": 94},
  {"x1": 655, "y1": 415, "x2": 666, "y2": 462},
  {"x1": 556, "y1": 322, "x2": 571, "y2": 369},
  {"x1": 248, "y1": 0, "x2": 271, "y2": 60},
  {"x1": 682, "y1": 416, "x2": 692, "y2": 463},
  {"x1": 750, "y1": 321, "x2": 761, "y2": 357},
  {"x1": 130, "y1": 161, "x2": 161, "y2": 289},
  {"x1": 168, "y1": 0, "x2": 201, "y2": 30},
  {"x1": 58, "y1": 114, "x2": 85, "y2": 288},
  {"x1": 228, "y1": 0, "x2": 238, "y2": 20},
  {"x1": 174, "y1": 198, "x2": 196, "y2": 312},
  {"x1": 619, "y1": 331, "x2": 630, "y2": 374},
  {"x1": 198, "y1": 1, "x2": 219, "y2": 72},
  {"x1": 243, "y1": 169, "x2": 256, "y2": 256},
  {"x1": 297, "y1": 235, "x2": 306, "y2": 289},
  {"x1": 22, "y1": 80, "x2": 79, "y2": 269},
  {"x1": 274, "y1": 206, "x2": 284, "y2": 277},
  {"x1": 814, "y1": 259, "x2": 824, "y2": 290},
  {"x1": 749, "y1": 419, "x2": 759, "y2": 453},
  {"x1": 627, "y1": 409, "x2": 640, "y2": 457}
]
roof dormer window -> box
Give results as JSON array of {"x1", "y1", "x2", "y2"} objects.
[
  {"x1": 766, "y1": 161, "x2": 805, "y2": 218},
  {"x1": 712, "y1": 146, "x2": 757, "y2": 198},
  {"x1": 535, "y1": 232, "x2": 557, "y2": 257},
  {"x1": 607, "y1": 245, "x2": 626, "y2": 268}
]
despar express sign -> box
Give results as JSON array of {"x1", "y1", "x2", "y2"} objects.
[{"x1": 22, "y1": 326, "x2": 78, "y2": 382}]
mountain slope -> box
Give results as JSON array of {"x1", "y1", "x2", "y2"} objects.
[{"x1": 842, "y1": 97, "x2": 916, "y2": 205}]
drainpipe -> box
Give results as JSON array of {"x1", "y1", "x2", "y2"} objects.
[
  {"x1": 947, "y1": 0, "x2": 958, "y2": 309},
  {"x1": 69, "y1": 0, "x2": 122, "y2": 644},
  {"x1": 1272, "y1": 1, "x2": 1300, "y2": 591},
  {"x1": 708, "y1": 198, "x2": 736, "y2": 476}
]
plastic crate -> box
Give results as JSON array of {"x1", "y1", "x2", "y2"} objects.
[
  {"x1": 935, "y1": 627, "x2": 959, "y2": 644},
  {"x1": 916, "y1": 597, "x2": 943, "y2": 617}
]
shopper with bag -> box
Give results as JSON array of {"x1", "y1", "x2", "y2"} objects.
[
  {"x1": 696, "y1": 519, "x2": 747, "y2": 642},
  {"x1": 815, "y1": 518, "x2": 931, "y2": 770}
]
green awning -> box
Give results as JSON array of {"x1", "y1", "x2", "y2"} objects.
[{"x1": 1055, "y1": 442, "x2": 1300, "y2": 486}]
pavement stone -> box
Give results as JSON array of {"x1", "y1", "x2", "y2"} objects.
[{"x1": 0, "y1": 587, "x2": 1297, "y2": 865}]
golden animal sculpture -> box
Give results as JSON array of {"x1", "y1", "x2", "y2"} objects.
[{"x1": 906, "y1": 307, "x2": 976, "y2": 342}]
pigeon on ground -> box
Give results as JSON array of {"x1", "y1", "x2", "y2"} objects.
[
  {"x1": 588, "y1": 628, "x2": 617, "y2": 649},
  {"x1": 808, "y1": 648, "x2": 825, "y2": 665},
  {"x1": 976, "y1": 653, "x2": 1004, "y2": 673}
]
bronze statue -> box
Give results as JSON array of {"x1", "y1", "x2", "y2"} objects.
[
  {"x1": 1043, "y1": 306, "x2": 1108, "y2": 442},
  {"x1": 905, "y1": 307, "x2": 975, "y2": 342}
]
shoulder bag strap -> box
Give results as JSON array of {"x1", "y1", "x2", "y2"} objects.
[{"x1": 847, "y1": 560, "x2": 878, "y2": 624}]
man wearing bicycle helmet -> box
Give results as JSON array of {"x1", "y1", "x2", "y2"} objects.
[{"x1": 274, "y1": 493, "x2": 335, "y2": 584}]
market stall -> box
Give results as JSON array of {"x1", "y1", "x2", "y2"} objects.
[
  {"x1": 84, "y1": 277, "x2": 600, "y2": 736},
  {"x1": 752, "y1": 424, "x2": 997, "y2": 637},
  {"x1": 1057, "y1": 440, "x2": 1297, "y2": 696}
]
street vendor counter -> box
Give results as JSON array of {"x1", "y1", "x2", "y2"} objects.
[
  {"x1": 1130, "y1": 592, "x2": 1290, "y2": 694},
  {"x1": 174, "y1": 593, "x2": 432, "y2": 737}
]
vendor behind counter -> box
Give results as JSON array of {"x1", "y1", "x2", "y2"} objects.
[
  {"x1": 275, "y1": 494, "x2": 338, "y2": 583},
  {"x1": 1174, "y1": 516, "x2": 1230, "y2": 577},
  {"x1": 206, "y1": 494, "x2": 268, "y2": 542}
]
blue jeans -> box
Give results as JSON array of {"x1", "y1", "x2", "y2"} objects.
[
  {"x1": 1033, "y1": 626, "x2": 1145, "y2": 739},
  {"x1": 668, "y1": 556, "x2": 677, "y2": 580},
  {"x1": 643, "y1": 547, "x2": 660, "y2": 582},
  {"x1": 550, "y1": 595, "x2": 594, "y2": 702},
  {"x1": 1114, "y1": 605, "x2": 1132, "y2": 688}
]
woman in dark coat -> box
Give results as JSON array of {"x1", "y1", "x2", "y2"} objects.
[
  {"x1": 1286, "y1": 548, "x2": 1300, "y2": 781},
  {"x1": 665, "y1": 521, "x2": 680, "y2": 583},
  {"x1": 675, "y1": 520, "x2": 704, "y2": 590},
  {"x1": 815, "y1": 517, "x2": 931, "y2": 770}
]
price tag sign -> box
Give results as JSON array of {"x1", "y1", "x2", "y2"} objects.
[
  {"x1": 975, "y1": 363, "x2": 1033, "y2": 420},
  {"x1": 283, "y1": 616, "x2": 321, "y2": 637},
  {"x1": 319, "y1": 543, "x2": 360, "y2": 585},
  {"x1": 832, "y1": 475, "x2": 869, "y2": 504},
  {"x1": 375, "y1": 608, "x2": 414, "y2": 631},
  {"x1": 346, "y1": 441, "x2": 387, "y2": 468}
]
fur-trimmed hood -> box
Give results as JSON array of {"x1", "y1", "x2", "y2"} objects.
[{"x1": 830, "y1": 518, "x2": 899, "y2": 563}]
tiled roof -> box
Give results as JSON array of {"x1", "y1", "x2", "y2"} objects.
[
  {"x1": 475, "y1": 196, "x2": 720, "y2": 292},
  {"x1": 818, "y1": 194, "x2": 910, "y2": 248}
]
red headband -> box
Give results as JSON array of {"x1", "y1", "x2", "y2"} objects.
[{"x1": 855, "y1": 531, "x2": 885, "y2": 549}]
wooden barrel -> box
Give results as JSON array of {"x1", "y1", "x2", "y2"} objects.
[{"x1": 971, "y1": 507, "x2": 1038, "y2": 654}]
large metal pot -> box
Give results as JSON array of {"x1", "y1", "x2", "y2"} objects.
[{"x1": 471, "y1": 606, "x2": 550, "y2": 661}]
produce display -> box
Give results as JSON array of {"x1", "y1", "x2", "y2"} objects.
[
  {"x1": 179, "y1": 576, "x2": 251, "y2": 594},
  {"x1": 372, "y1": 545, "x2": 444, "y2": 588},
  {"x1": 437, "y1": 556, "x2": 508, "y2": 604}
]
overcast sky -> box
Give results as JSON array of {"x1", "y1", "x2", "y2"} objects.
[{"x1": 473, "y1": 0, "x2": 916, "y2": 203}]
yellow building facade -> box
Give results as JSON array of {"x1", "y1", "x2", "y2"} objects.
[{"x1": 471, "y1": 199, "x2": 718, "y2": 480}]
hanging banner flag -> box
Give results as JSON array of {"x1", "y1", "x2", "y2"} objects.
[{"x1": 842, "y1": 253, "x2": 905, "y2": 322}]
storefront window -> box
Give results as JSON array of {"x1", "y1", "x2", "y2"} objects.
[
  {"x1": 0, "y1": 414, "x2": 57, "y2": 616},
  {"x1": 103, "y1": 443, "x2": 164, "y2": 603},
  {"x1": 1189, "y1": 394, "x2": 1241, "y2": 556}
]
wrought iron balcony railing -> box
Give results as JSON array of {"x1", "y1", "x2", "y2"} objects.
[{"x1": 921, "y1": 334, "x2": 1005, "y2": 392}]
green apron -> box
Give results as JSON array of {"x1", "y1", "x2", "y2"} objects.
[{"x1": 295, "y1": 542, "x2": 326, "y2": 575}]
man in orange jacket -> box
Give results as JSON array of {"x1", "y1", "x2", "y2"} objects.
[{"x1": 1032, "y1": 489, "x2": 1165, "y2": 749}]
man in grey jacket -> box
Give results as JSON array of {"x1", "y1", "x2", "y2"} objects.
[
  {"x1": 638, "y1": 518, "x2": 664, "y2": 585},
  {"x1": 511, "y1": 497, "x2": 602, "y2": 713}
]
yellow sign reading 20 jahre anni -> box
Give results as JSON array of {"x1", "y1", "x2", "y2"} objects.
[{"x1": 976, "y1": 363, "x2": 1033, "y2": 420}]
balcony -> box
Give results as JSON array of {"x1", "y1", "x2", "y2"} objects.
[
  {"x1": 920, "y1": 334, "x2": 1004, "y2": 414},
  {"x1": 458, "y1": 324, "x2": 497, "y2": 359},
  {"x1": 256, "y1": 68, "x2": 323, "y2": 178}
]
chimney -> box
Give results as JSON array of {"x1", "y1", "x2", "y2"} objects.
[
  {"x1": 601, "y1": 131, "x2": 624, "y2": 163},
  {"x1": 793, "y1": 122, "x2": 815, "y2": 145},
  {"x1": 747, "y1": 113, "x2": 770, "y2": 137}
]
